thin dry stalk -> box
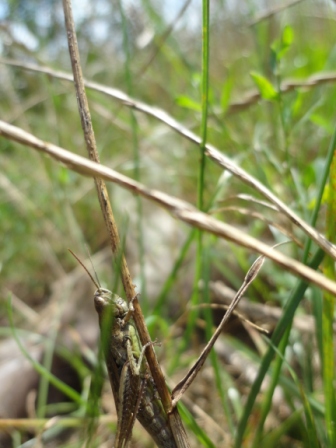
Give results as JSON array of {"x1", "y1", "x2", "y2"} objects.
[
  {"x1": 211, "y1": 206, "x2": 303, "y2": 248},
  {"x1": 61, "y1": 1, "x2": 187, "y2": 445},
  {"x1": 1, "y1": 119, "x2": 336, "y2": 297},
  {"x1": 136, "y1": 0, "x2": 192, "y2": 77},
  {"x1": 3, "y1": 59, "x2": 336, "y2": 116},
  {"x1": 171, "y1": 256, "x2": 266, "y2": 405},
  {"x1": 248, "y1": 0, "x2": 305, "y2": 27},
  {"x1": 227, "y1": 71, "x2": 336, "y2": 114},
  {"x1": 191, "y1": 303, "x2": 269, "y2": 335},
  {"x1": 0, "y1": 415, "x2": 117, "y2": 430},
  {"x1": 1, "y1": 58, "x2": 335, "y2": 261},
  {"x1": 208, "y1": 281, "x2": 321, "y2": 334}
]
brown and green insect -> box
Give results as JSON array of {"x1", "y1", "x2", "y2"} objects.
[
  {"x1": 70, "y1": 251, "x2": 177, "y2": 447},
  {"x1": 94, "y1": 288, "x2": 177, "y2": 448}
]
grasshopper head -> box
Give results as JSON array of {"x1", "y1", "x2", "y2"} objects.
[{"x1": 94, "y1": 288, "x2": 128, "y2": 319}]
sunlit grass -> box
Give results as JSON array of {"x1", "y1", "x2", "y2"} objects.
[{"x1": 1, "y1": 1, "x2": 336, "y2": 447}]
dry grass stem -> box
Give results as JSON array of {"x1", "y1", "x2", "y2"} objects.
[
  {"x1": 1, "y1": 58, "x2": 335, "y2": 261},
  {"x1": 3, "y1": 58, "x2": 336, "y2": 116},
  {"x1": 211, "y1": 206, "x2": 303, "y2": 248},
  {"x1": 171, "y1": 256, "x2": 266, "y2": 405},
  {"x1": 248, "y1": 0, "x2": 305, "y2": 27},
  {"x1": 0, "y1": 415, "x2": 117, "y2": 430},
  {"x1": 192, "y1": 303, "x2": 269, "y2": 334},
  {"x1": 1, "y1": 119, "x2": 336, "y2": 297},
  {"x1": 208, "y1": 281, "x2": 319, "y2": 334},
  {"x1": 61, "y1": 1, "x2": 187, "y2": 445}
]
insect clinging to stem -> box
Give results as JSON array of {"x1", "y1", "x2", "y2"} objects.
[{"x1": 69, "y1": 249, "x2": 178, "y2": 448}]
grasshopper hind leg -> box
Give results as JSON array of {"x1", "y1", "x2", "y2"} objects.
[{"x1": 114, "y1": 361, "x2": 146, "y2": 448}]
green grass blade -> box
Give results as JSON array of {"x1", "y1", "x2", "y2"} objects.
[
  {"x1": 270, "y1": 338, "x2": 320, "y2": 448},
  {"x1": 198, "y1": 0, "x2": 210, "y2": 213},
  {"x1": 203, "y1": 241, "x2": 235, "y2": 435},
  {"x1": 153, "y1": 228, "x2": 196, "y2": 315},
  {"x1": 251, "y1": 326, "x2": 291, "y2": 447},
  {"x1": 322, "y1": 148, "x2": 336, "y2": 446},
  {"x1": 234, "y1": 247, "x2": 325, "y2": 448},
  {"x1": 178, "y1": 401, "x2": 216, "y2": 448},
  {"x1": 304, "y1": 123, "x2": 336, "y2": 257},
  {"x1": 118, "y1": 0, "x2": 147, "y2": 312},
  {"x1": 241, "y1": 119, "x2": 336, "y2": 446},
  {"x1": 7, "y1": 296, "x2": 84, "y2": 407},
  {"x1": 170, "y1": 0, "x2": 210, "y2": 370}
]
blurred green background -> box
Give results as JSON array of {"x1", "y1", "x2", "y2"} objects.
[{"x1": 1, "y1": 1, "x2": 336, "y2": 447}]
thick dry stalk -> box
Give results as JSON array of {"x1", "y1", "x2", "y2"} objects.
[
  {"x1": 61, "y1": 1, "x2": 187, "y2": 445},
  {"x1": 1, "y1": 119, "x2": 336, "y2": 298}
]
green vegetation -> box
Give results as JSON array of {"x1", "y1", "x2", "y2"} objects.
[{"x1": 1, "y1": 0, "x2": 336, "y2": 447}]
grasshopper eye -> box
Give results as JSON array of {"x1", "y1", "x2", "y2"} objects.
[
  {"x1": 94, "y1": 288, "x2": 112, "y2": 311},
  {"x1": 99, "y1": 288, "x2": 112, "y2": 296},
  {"x1": 99, "y1": 288, "x2": 112, "y2": 297}
]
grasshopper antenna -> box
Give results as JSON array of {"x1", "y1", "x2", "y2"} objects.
[
  {"x1": 85, "y1": 244, "x2": 101, "y2": 288},
  {"x1": 68, "y1": 249, "x2": 100, "y2": 290}
]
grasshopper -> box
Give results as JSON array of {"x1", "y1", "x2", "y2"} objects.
[
  {"x1": 94, "y1": 287, "x2": 177, "y2": 447},
  {"x1": 69, "y1": 250, "x2": 178, "y2": 447}
]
